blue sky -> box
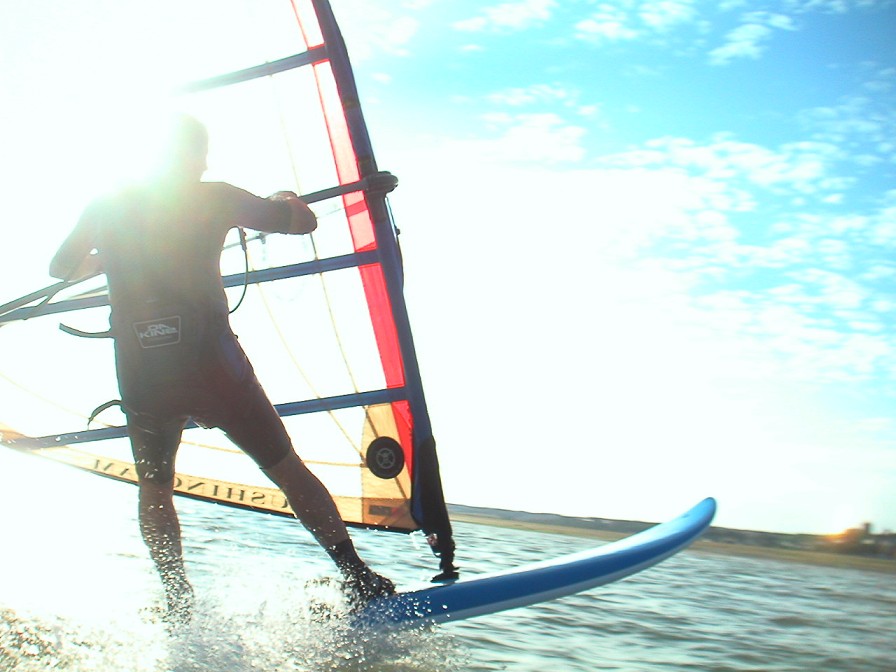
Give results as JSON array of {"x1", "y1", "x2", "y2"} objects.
[
  {"x1": 329, "y1": 0, "x2": 896, "y2": 533},
  {"x1": 1, "y1": 0, "x2": 894, "y2": 534}
]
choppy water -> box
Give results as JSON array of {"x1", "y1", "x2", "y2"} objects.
[{"x1": 1, "y1": 449, "x2": 893, "y2": 671}]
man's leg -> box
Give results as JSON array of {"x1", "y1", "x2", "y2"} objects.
[
  {"x1": 263, "y1": 452, "x2": 395, "y2": 601},
  {"x1": 138, "y1": 479, "x2": 194, "y2": 622},
  {"x1": 262, "y1": 450, "x2": 350, "y2": 547},
  {"x1": 128, "y1": 415, "x2": 194, "y2": 623},
  {"x1": 212, "y1": 360, "x2": 394, "y2": 601}
]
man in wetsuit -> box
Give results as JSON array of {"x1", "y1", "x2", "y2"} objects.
[{"x1": 49, "y1": 114, "x2": 394, "y2": 624}]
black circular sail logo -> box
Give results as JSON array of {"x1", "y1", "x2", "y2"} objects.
[{"x1": 366, "y1": 437, "x2": 405, "y2": 479}]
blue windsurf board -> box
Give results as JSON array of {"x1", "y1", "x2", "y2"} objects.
[{"x1": 354, "y1": 497, "x2": 716, "y2": 627}]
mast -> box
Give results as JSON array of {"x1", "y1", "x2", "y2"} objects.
[{"x1": 308, "y1": 0, "x2": 456, "y2": 578}]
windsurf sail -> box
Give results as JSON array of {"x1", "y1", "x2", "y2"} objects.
[{"x1": 0, "y1": 0, "x2": 456, "y2": 577}]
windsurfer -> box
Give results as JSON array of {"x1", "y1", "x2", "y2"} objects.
[{"x1": 49, "y1": 113, "x2": 395, "y2": 625}]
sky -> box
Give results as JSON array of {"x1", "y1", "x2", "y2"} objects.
[{"x1": 1, "y1": 0, "x2": 895, "y2": 535}]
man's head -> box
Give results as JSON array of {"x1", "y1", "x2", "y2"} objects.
[{"x1": 154, "y1": 113, "x2": 208, "y2": 183}]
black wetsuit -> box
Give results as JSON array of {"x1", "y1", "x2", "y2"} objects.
[{"x1": 79, "y1": 181, "x2": 297, "y2": 482}]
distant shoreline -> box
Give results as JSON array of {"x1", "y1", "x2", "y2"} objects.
[{"x1": 451, "y1": 511, "x2": 896, "y2": 575}]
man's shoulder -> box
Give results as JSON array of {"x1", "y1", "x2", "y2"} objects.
[{"x1": 82, "y1": 185, "x2": 141, "y2": 217}]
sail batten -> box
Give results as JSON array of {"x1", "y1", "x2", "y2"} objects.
[
  {"x1": 177, "y1": 47, "x2": 329, "y2": 94},
  {"x1": 6, "y1": 386, "x2": 411, "y2": 450},
  {"x1": 1, "y1": 251, "x2": 384, "y2": 324}
]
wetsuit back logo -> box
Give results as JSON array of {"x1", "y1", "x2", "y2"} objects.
[{"x1": 133, "y1": 316, "x2": 182, "y2": 348}]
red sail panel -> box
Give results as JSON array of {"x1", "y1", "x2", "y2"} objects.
[
  {"x1": 357, "y1": 264, "x2": 405, "y2": 389},
  {"x1": 359, "y1": 263, "x2": 412, "y2": 474},
  {"x1": 390, "y1": 399, "x2": 413, "y2": 477},
  {"x1": 291, "y1": 1, "x2": 412, "y2": 474}
]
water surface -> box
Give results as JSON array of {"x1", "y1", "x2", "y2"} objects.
[{"x1": 1, "y1": 450, "x2": 892, "y2": 671}]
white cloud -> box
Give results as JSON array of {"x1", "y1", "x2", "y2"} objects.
[
  {"x1": 870, "y1": 204, "x2": 896, "y2": 246},
  {"x1": 484, "y1": 83, "x2": 603, "y2": 120},
  {"x1": 487, "y1": 83, "x2": 573, "y2": 106},
  {"x1": 686, "y1": 280, "x2": 891, "y2": 385},
  {"x1": 639, "y1": 0, "x2": 698, "y2": 30},
  {"x1": 800, "y1": 94, "x2": 896, "y2": 165},
  {"x1": 864, "y1": 67, "x2": 895, "y2": 94},
  {"x1": 386, "y1": 120, "x2": 893, "y2": 393},
  {"x1": 575, "y1": 5, "x2": 640, "y2": 43},
  {"x1": 337, "y1": 4, "x2": 422, "y2": 59},
  {"x1": 796, "y1": 269, "x2": 868, "y2": 310},
  {"x1": 764, "y1": 12, "x2": 797, "y2": 29},
  {"x1": 575, "y1": 0, "x2": 701, "y2": 45},
  {"x1": 709, "y1": 23, "x2": 771, "y2": 64},
  {"x1": 607, "y1": 135, "x2": 845, "y2": 199},
  {"x1": 709, "y1": 11, "x2": 797, "y2": 65},
  {"x1": 580, "y1": 133, "x2": 895, "y2": 383},
  {"x1": 469, "y1": 112, "x2": 588, "y2": 163},
  {"x1": 453, "y1": 16, "x2": 488, "y2": 31},
  {"x1": 783, "y1": 0, "x2": 880, "y2": 13},
  {"x1": 864, "y1": 263, "x2": 896, "y2": 282},
  {"x1": 577, "y1": 104, "x2": 600, "y2": 117},
  {"x1": 453, "y1": 0, "x2": 556, "y2": 32}
]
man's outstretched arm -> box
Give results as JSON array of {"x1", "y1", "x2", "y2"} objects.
[{"x1": 268, "y1": 191, "x2": 318, "y2": 235}]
